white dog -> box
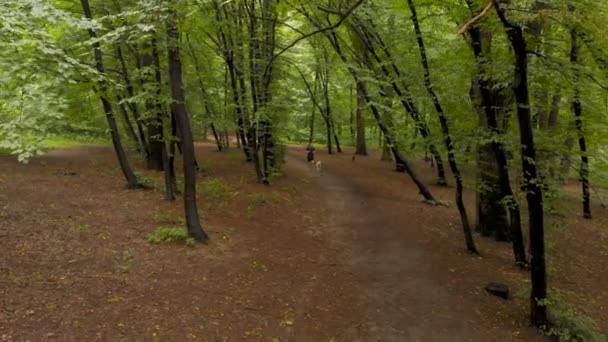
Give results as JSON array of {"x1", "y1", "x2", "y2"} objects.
[{"x1": 314, "y1": 160, "x2": 322, "y2": 172}]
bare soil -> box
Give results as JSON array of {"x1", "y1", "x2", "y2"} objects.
[{"x1": 0, "y1": 143, "x2": 606, "y2": 341}]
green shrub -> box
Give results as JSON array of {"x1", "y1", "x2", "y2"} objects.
[
  {"x1": 542, "y1": 294, "x2": 606, "y2": 342},
  {"x1": 201, "y1": 178, "x2": 230, "y2": 200},
  {"x1": 147, "y1": 227, "x2": 189, "y2": 244}
]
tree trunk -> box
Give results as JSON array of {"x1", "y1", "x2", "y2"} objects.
[
  {"x1": 407, "y1": 0, "x2": 477, "y2": 254},
  {"x1": 151, "y1": 39, "x2": 175, "y2": 201},
  {"x1": 116, "y1": 44, "x2": 149, "y2": 161},
  {"x1": 494, "y1": 0, "x2": 547, "y2": 326},
  {"x1": 330, "y1": 116, "x2": 342, "y2": 153},
  {"x1": 467, "y1": 15, "x2": 527, "y2": 266},
  {"x1": 308, "y1": 102, "x2": 315, "y2": 146},
  {"x1": 355, "y1": 79, "x2": 368, "y2": 155},
  {"x1": 167, "y1": 1, "x2": 208, "y2": 242},
  {"x1": 570, "y1": 26, "x2": 592, "y2": 219},
  {"x1": 117, "y1": 94, "x2": 143, "y2": 153},
  {"x1": 80, "y1": 0, "x2": 140, "y2": 189},
  {"x1": 350, "y1": 17, "x2": 447, "y2": 185},
  {"x1": 141, "y1": 45, "x2": 164, "y2": 171}
]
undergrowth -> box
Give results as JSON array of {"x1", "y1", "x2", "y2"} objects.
[
  {"x1": 147, "y1": 227, "x2": 195, "y2": 246},
  {"x1": 542, "y1": 294, "x2": 606, "y2": 342}
]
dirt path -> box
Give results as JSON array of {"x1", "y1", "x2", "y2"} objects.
[
  {"x1": 286, "y1": 147, "x2": 541, "y2": 341},
  {"x1": 3, "y1": 144, "x2": 605, "y2": 340}
]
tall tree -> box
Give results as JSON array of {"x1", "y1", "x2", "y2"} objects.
[
  {"x1": 569, "y1": 17, "x2": 592, "y2": 219},
  {"x1": 494, "y1": 0, "x2": 547, "y2": 327},
  {"x1": 166, "y1": 0, "x2": 208, "y2": 242},
  {"x1": 80, "y1": 0, "x2": 141, "y2": 189},
  {"x1": 407, "y1": 0, "x2": 477, "y2": 254}
]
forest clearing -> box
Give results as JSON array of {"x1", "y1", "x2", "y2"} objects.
[{"x1": 2, "y1": 0, "x2": 608, "y2": 340}]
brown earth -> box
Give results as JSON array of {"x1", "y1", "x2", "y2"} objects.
[{"x1": 0, "y1": 143, "x2": 606, "y2": 341}]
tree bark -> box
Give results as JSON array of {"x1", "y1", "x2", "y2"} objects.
[
  {"x1": 570, "y1": 25, "x2": 592, "y2": 219},
  {"x1": 407, "y1": 0, "x2": 477, "y2": 253},
  {"x1": 467, "y1": 10, "x2": 527, "y2": 266},
  {"x1": 350, "y1": 17, "x2": 447, "y2": 185},
  {"x1": 494, "y1": 0, "x2": 547, "y2": 327},
  {"x1": 116, "y1": 44, "x2": 149, "y2": 161},
  {"x1": 167, "y1": 0, "x2": 208, "y2": 242},
  {"x1": 141, "y1": 45, "x2": 164, "y2": 171},
  {"x1": 80, "y1": 0, "x2": 140, "y2": 189},
  {"x1": 355, "y1": 79, "x2": 368, "y2": 155}
]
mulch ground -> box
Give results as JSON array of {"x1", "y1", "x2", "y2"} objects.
[{"x1": 0, "y1": 142, "x2": 606, "y2": 341}]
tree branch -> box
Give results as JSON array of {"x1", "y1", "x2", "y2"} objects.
[
  {"x1": 263, "y1": 0, "x2": 366, "y2": 77},
  {"x1": 457, "y1": 1, "x2": 493, "y2": 36}
]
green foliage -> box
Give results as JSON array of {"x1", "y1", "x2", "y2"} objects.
[
  {"x1": 200, "y1": 178, "x2": 231, "y2": 200},
  {"x1": 541, "y1": 294, "x2": 606, "y2": 342},
  {"x1": 146, "y1": 227, "x2": 189, "y2": 244}
]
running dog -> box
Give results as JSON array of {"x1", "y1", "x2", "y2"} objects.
[{"x1": 314, "y1": 160, "x2": 322, "y2": 172}]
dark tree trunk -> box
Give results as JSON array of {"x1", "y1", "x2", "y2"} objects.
[
  {"x1": 169, "y1": 109, "x2": 178, "y2": 194},
  {"x1": 167, "y1": 1, "x2": 208, "y2": 242},
  {"x1": 308, "y1": 103, "x2": 315, "y2": 146},
  {"x1": 570, "y1": 26, "x2": 592, "y2": 219},
  {"x1": 330, "y1": 116, "x2": 342, "y2": 153},
  {"x1": 117, "y1": 94, "x2": 143, "y2": 153},
  {"x1": 380, "y1": 86, "x2": 393, "y2": 162},
  {"x1": 215, "y1": 2, "x2": 251, "y2": 161},
  {"x1": 350, "y1": 17, "x2": 447, "y2": 185},
  {"x1": 468, "y1": 14, "x2": 527, "y2": 266},
  {"x1": 141, "y1": 46, "x2": 164, "y2": 171},
  {"x1": 80, "y1": 0, "x2": 140, "y2": 189},
  {"x1": 185, "y1": 34, "x2": 223, "y2": 152},
  {"x1": 116, "y1": 44, "x2": 149, "y2": 161},
  {"x1": 152, "y1": 39, "x2": 175, "y2": 200},
  {"x1": 494, "y1": 0, "x2": 547, "y2": 327},
  {"x1": 407, "y1": 0, "x2": 477, "y2": 253},
  {"x1": 362, "y1": 83, "x2": 436, "y2": 202},
  {"x1": 355, "y1": 79, "x2": 368, "y2": 155}
]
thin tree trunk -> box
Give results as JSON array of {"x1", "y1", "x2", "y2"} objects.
[
  {"x1": 361, "y1": 83, "x2": 435, "y2": 202},
  {"x1": 167, "y1": 1, "x2": 208, "y2": 242},
  {"x1": 495, "y1": 0, "x2": 547, "y2": 326},
  {"x1": 142, "y1": 45, "x2": 164, "y2": 171},
  {"x1": 116, "y1": 44, "x2": 149, "y2": 161},
  {"x1": 330, "y1": 116, "x2": 342, "y2": 153},
  {"x1": 80, "y1": 0, "x2": 140, "y2": 189},
  {"x1": 570, "y1": 26, "x2": 592, "y2": 219},
  {"x1": 407, "y1": 0, "x2": 477, "y2": 254},
  {"x1": 351, "y1": 18, "x2": 447, "y2": 185},
  {"x1": 117, "y1": 94, "x2": 143, "y2": 153},
  {"x1": 152, "y1": 39, "x2": 175, "y2": 200},
  {"x1": 355, "y1": 79, "x2": 368, "y2": 155}
]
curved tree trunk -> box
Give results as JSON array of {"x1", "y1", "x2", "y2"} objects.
[
  {"x1": 407, "y1": 0, "x2": 477, "y2": 254},
  {"x1": 80, "y1": 0, "x2": 140, "y2": 189},
  {"x1": 167, "y1": 0, "x2": 208, "y2": 242}
]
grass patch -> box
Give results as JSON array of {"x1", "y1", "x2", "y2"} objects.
[
  {"x1": 201, "y1": 178, "x2": 231, "y2": 199},
  {"x1": 44, "y1": 135, "x2": 108, "y2": 150},
  {"x1": 200, "y1": 178, "x2": 237, "y2": 210},
  {"x1": 153, "y1": 210, "x2": 184, "y2": 225},
  {"x1": 147, "y1": 227, "x2": 195, "y2": 246}
]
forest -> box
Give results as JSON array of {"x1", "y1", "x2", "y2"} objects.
[{"x1": 1, "y1": 0, "x2": 607, "y2": 340}]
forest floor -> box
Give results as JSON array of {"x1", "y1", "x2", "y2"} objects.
[{"x1": 0, "y1": 142, "x2": 607, "y2": 341}]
